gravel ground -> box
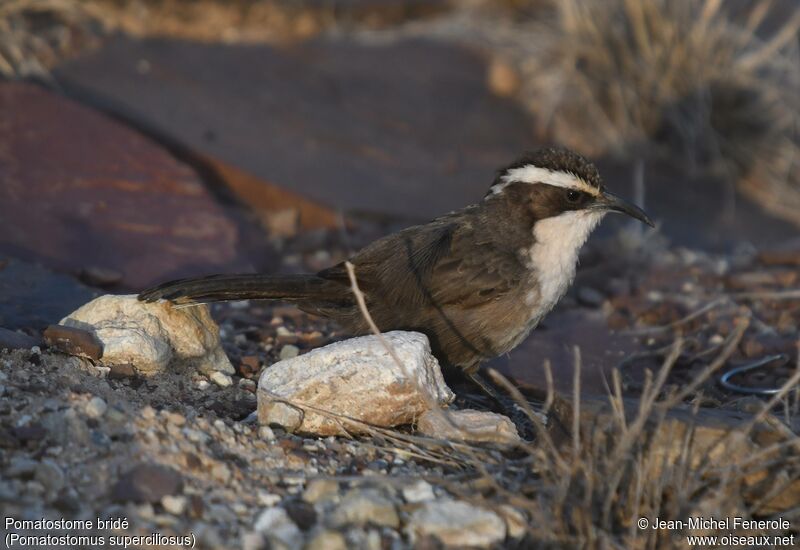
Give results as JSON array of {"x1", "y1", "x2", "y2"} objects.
[{"x1": 2, "y1": 231, "x2": 798, "y2": 548}]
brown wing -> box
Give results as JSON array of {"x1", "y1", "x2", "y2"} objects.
[{"x1": 319, "y1": 209, "x2": 524, "y2": 311}]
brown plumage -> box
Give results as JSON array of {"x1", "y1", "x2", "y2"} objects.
[{"x1": 139, "y1": 148, "x2": 652, "y2": 375}]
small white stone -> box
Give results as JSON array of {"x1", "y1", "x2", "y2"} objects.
[
  {"x1": 161, "y1": 495, "x2": 187, "y2": 515},
  {"x1": 402, "y1": 480, "x2": 435, "y2": 503},
  {"x1": 279, "y1": 345, "x2": 300, "y2": 360},
  {"x1": 84, "y1": 396, "x2": 107, "y2": 419},
  {"x1": 183, "y1": 428, "x2": 209, "y2": 444},
  {"x1": 258, "y1": 425, "x2": 276, "y2": 442},
  {"x1": 254, "y1": 507, "x2": 302, "y2": 548},
  {"x1": 408, "y1": 499, "x2": 506, "y2": 547},
  {"x1": 330, "y1": 489, "x2": 399, "y2": 528},
  {"x1": 196, "y1": 379, "x2": 210, "y2": 390},
  {"x1": 257, "y1": 491, "x2": 282, "y2": 507},
  {"x1": 209, "y1": 371, "x2": 233, "y2": 387}
]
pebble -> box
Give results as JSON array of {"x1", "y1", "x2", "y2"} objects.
[
  {"x1": 184, "y1": 428, "x2": 210, "y2": 445},
  {"x1": 279, "y1": 345, "x2": 300, "y2": 360},
  {"x1": 211, "y1": 462, "x2": 231, "y2": 483},
  {"x1": 257, "y1": 491, "x2": 282, "y2": 507},
  {"x1": 401, "y1": 480, "x2": 435, "y2": 503},
  {"x1": 111, "y1": 464, "x2": 183, "y2": 503},
  {"x1": 196, "y1": 379, "x2": 210, "y2": 390},
  {"x1": 305, "y1": 529, "x2": 347, "y2": 550},
  {"x1": 577, "y1": 286, "x2": 605, "y2": 308},
  {"x1": 241, "y1": 532, "x2": 266, "y2": 550},
  {"x1": 34, "y1": 459, "x2": 65, "y2": 495},
  {"x1": 209, "y1": 371, "x2": 233, "y2": 387},
  {"x1": 330, "y1": 489, "x2": 399, "y2": 528},
  {"x1": 258, "y1": 425, "x2": 277, "y2": 442},
  {"x1": 161, "y1": 495, "x2": 187, "y2": 515},
  {"x1": 84, "y1": 396, "x2": 107, "y2": 418},
  {"x1": 166, "y1": 411, "x2": 187, "y2": 426},
  {"x1": 302, "y1": 479, "x2": 340, "y2": 504},
  {"x1": 408, "y1": 499, "x2": 506, "y2": 548},
  {"x1": 276, "y1": 326, "x2": 299, "y2": 345},
  {"x1": 7, "y1": 457, "x2": 37, "y2": 477},
  {"x1": 254, "y1": 507, "x2": 302, "y2": 549}
]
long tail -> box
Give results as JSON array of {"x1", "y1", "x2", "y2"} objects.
[{"x1": 138, "y1": 273, "x2": 348, "y2": 305}]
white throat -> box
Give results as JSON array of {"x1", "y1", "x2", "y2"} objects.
[{"x1": 523, "y1": 210, "x2": 605, "y2": 313}]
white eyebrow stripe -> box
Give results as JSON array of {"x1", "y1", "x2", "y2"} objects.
[{"x1": 490, "y1": 166, "x2": 599, "y2": 196}]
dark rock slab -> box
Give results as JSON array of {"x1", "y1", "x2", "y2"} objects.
[
  {"x1": 595, "y1": 157, "x2": 799, "y2": 250},
  {"x1": 0, "y1": 82, "x2": 274, "y2": 290},
  {"x1": 0, "y1": 257, "x2": 97, "y2": 331},
  {"x1": 0, "y1": 327, "x2": 41, "y2": 351},
  {"x1": 52, "y1": 36, "x2": 798, "y2": 250},
  {"x1": 53, "y1": 36, "x2": 537, "y2": 221},
  {"x1": 490, "y1": 309, "x2": 639, "y2": 397}
]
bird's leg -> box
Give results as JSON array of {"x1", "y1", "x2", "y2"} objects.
[
  {"x1": 467, "y1": 371, "x2": 539, "y2": 440},
  {"x1": 467, "y1": 372, "x2": 507, "y2": 406}
]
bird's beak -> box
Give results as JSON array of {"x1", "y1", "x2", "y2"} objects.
[{"x1": 593, "y1": 190, "x2": 654, "y2": 227}]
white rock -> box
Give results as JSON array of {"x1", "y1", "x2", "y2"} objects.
[
  {"x1": 257, "y1": 491, "x2": 282, "y2": 507},
  {"x1": 209, "y1": 371, "x2": 233, "y2": 387},
  {"x1": 84, "y1": 396, "x2": 107, "y2": 418},
  {"x1": 330, "y1": 489, "x2": 399, "y2": 528},
  {"x1": 257, "y1": 332, "x2": 454, "y2": 436},
  {"x1": 402, "y1": 480, "x2": 435, "y2": 503},
  {"x1": 408, "y1": 499, "x2": 506, "y2": 548},
  {"x1": 305, "y1": 529, "x2": 347, "y2": 550},
  {"x1": 416, "y1": 409, "x2": 520, "y2": 446},
  {"x1": 279, "y1": 344, "x2": 300, "y2": 360},
  {"x1": 302, "y1": 479, "x2": 339, "y2": 504},
  {"x1": 60, "y1": 295, "x2": 233, "y2": 376},
  {"x1": 254, "y1": 507, "x2": 302, "y2": 548},
  {"x1": 161, "y1": 495, "x2": 187, "y2": 515},
  {"x1": 258, "y1": 425, "x2": 276, "y2": 442}
]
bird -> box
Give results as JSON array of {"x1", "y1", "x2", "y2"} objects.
[{"x1": 139, "y1": 148, "x2": 652, "y2": 394}]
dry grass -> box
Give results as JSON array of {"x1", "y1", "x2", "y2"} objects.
[
  {"x1": 0, "y1": 0, "x2": 103, "y2": 79},
  {"x1": 0, "y1": 0, "x2": 452, "y2": 80},
  {"x1": 501, "y1": 0, "x2": 800, "y2": 226},
  {"x1": 338, "y1": 262, "x2": 800, "y2": 547}
]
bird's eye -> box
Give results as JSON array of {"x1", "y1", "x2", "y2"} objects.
[{"x1": 566, "y1": 190, "x2": 581, "y2": 203}]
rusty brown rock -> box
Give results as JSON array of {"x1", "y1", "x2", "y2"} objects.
[
  {"x1": 53, "y1": 37, "x2": 536, "y2": 220},
  {"x1": 43, "y1": 324, "x2": 104, "y2": 360},
  {"x1": 199, "y1": 156, "x2": 340, "y2": 237},
  {"x1": 0, "y1": 82, "x2": 271, "y2": 289},
  {"x1": 758, "y1": 249, "x2": 800, "y2": 266}
]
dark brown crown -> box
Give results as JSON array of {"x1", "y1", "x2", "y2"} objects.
[{"x1": 493, "y1": 148, "x2": 602, "y2": 189}]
